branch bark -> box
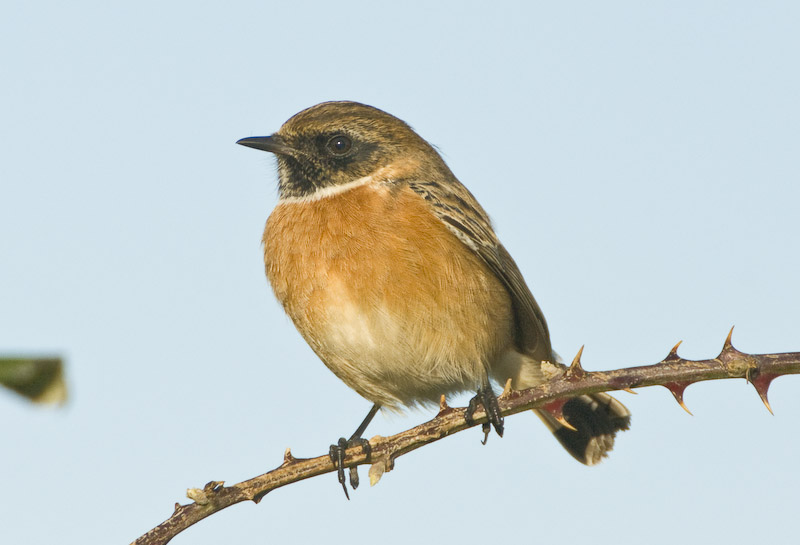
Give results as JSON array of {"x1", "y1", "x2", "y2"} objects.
[{"x1": 131, "y1": 330, "x2": 800, "y2": 545}]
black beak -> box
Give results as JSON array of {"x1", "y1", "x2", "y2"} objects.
[{"x1": 236, "y1": 135, "x2": 296, "y2": 156}]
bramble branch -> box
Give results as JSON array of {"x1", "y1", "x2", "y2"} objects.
[{"x1": 131, "y1": 329, "x2": 800, "y2": 545}]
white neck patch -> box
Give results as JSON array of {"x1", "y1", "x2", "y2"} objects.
[{"x1": 278, "y1": 174, "x2": 377, "y2": 204}]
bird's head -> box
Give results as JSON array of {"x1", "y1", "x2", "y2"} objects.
[{"x1": 237, "y1": 101, "x2": 451, "y2": 199}]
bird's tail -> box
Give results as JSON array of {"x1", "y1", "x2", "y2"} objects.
[
  {"x1": 493, "y1": 350, "x2": 631, "y2": 464},
  {"x1": 535, "y1": 393, "x2": 631, "y2": 465}
]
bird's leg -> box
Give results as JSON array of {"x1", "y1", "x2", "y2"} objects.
[
  {"x1": 329, "y1": 403, "x2": 380, "y2": 499},
  {"x1": 465, "y1": 384, "x2": 504, "y2": 444}
]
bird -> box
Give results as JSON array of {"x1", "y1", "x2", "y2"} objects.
[{"x1": 237, "y1": 101, "x2": 630, "y2": 495}]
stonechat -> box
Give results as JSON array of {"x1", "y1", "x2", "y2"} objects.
[{"x1": 238, "y1": 102, "x2": 630, "y2": 493}]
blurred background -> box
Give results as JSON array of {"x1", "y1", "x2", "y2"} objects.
[{"x1": 2, "y1": 2, "x2": 798, "y2": 544}]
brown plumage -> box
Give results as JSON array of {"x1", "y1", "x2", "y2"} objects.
[{"x1": 240, "y1": 101, "x2": 630, "y2": 465}]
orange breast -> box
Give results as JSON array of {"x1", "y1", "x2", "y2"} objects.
[{"x1": 262, "y1": 182, "x2": 514, "y2": 407}]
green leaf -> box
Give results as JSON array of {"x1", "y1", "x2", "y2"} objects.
[{"x1": 0, "y1": 357, "x2": 67, "y2": 405}]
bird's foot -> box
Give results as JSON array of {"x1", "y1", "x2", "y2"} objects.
[
  {"x1": 465, "y1": 385, "x2": 504, "y2": 444},
  {"x1": 329, "y1": 437, "x2": 372, "y2": 500}
]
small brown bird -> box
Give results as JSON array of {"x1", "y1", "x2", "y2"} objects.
[{"x1": 238, "y1": 101, "x2": 630, "y2": 494}]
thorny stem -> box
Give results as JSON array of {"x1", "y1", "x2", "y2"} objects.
[{"x1": 132, "y1": 331, "x2": 800, "y2": 545}]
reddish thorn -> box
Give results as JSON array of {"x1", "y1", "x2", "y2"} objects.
[
  {"x1": 622, "y1": 387, "x2": 638, "y2": 395},
  {"x1": 663, "y1": 381, "x2": 693, "y2": 415},
  {"x1": 664, "y1": 341, "x2": 683, "y2": 362},
  {"x1": 566, "y1": 346, "x2": 586, "y2": 379},
  {"x1": 542, "y1": 398, "x2": 578, "y2": 432},
  {"x1": 750, "y1": 372, "x2": 777, "y2": 415}
]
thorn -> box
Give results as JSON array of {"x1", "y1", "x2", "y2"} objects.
[
  {"x1": 542, "y1": 399, "x2": 578, "y2": 432},
  {"x1": 173, "y1": 502, "x2": 181, "y2": 514},
  {"x1": 282, "y1": 447, "x2": 296, "y2": 466},
  {"x1": 622, "y1": 387, "x2": 638, "y2": 395},
  {"x1": 664, "y1": 341, "x2": 683, "y2": 362},
  {"x1": 749, "y1": 371, "x2": 777, "y2": 415},
  {"x1": 760, "y1": 396, "x2": 774, "y2": 415},
  {"x1": 554, "y1": 414, "x2": 577, "y2": 431},
  {"x1": 663, "y1": 382, "x2": 693, "y2": 415},
  {"x1": 437, "y1": 394, "x2": 456, "y2": 417},
  {"x1": 566, "y1": 346, "x2": 586, "y2": 379},
  {"x1": 500, "y1": 378, "x2": 513, "y2": 398},
  {"x1": 719, "y1": 326, "x2": 746, "y2": 361},
  {"x1": 724, "y1": 325, "x2": 735, "y2": 350},
  {"x1": 570, "y1": 345, "x2": 585, "y2": 370}
]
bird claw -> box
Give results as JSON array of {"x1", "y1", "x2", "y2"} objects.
[
  {"x1": 329, "y1": 437, "x2": 371, "y2": 500},
  {"x1": 465, "y1": 385, "x2": 504, "y2": 442}
]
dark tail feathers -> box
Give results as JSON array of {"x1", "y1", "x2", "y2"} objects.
[{"x1": 536, "y1": 393, "x2": 631, "y2": 465}]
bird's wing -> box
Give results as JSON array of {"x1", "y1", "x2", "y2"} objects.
[{"x1": 406, "y1": 178, "x2": 553, "y2": 360}]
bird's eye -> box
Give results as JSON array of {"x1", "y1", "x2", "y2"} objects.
[{"x1": 326, "y1": 134, "x2": 352, "y2": 156}]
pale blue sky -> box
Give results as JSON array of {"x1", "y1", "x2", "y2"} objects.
[{"x1": 2, "y1": 2, "x2": 799, "y2": 544}]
